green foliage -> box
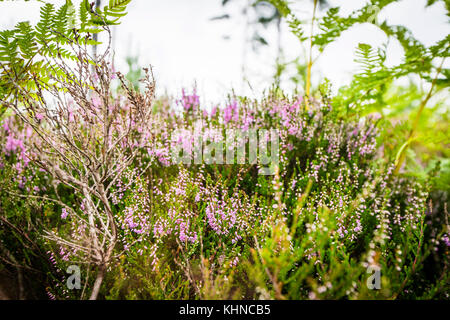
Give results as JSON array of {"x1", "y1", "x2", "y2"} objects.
[
  {"x1": 92, "y1": 0, "x2": 132, "y2": 26},
  {"x1": 0, "y1": 0, "x2": 132, "y2": 116},
  {"x1": 270, "y1": 0, "x2": 306, "y2": 41},
  {"x1": 125, "y1": 55, "x2": 144, "y2": 90},
  {"x1": 269, "y1": 0, "x2": 449, "y2": 112}
]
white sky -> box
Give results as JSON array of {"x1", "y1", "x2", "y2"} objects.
[{"x1": 1, "y1": 0, "x2": 449, "y2": 103}]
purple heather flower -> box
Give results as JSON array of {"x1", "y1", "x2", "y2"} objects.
[{"x1": 61, "y1": 208, "x2": 69, "y2": 219}]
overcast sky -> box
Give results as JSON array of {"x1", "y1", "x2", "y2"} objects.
[{"x1": 1, "y1": 0, "x2": 449, "y2": 103}]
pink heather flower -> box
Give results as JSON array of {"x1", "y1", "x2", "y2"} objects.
[
  {"x1": 92, "y1": 96, "x2": 102, "y2": 108},
  {"x1": 241, "y1": 114, "x2": 254, "y2": 131},
  {"x1": 68, "y1": 106, "x2": 75, "y2": 123},
  {"x1": 26, "y1": 126, "x2": 33, "y2": 138},
  {"x1": 5, "y1": 134, "x2": 24, "y2": 154},
  {"x1": 61, "y1": 208, "x2": 69, "y2": 219},
  {"x1": 443, "y1": 234, "x2": 450, "y2": 247},
  {"x1": 47, "y1": 251, "x2": 57, "y2": 266},
  {"x1": 179, "y1": 88, "x2": 200, "y2": 111},
  {"x1": 223, "y1": 101, "x2": 238, "y2": 124},
  {"x1": 111, "y1": 65, "x2": 117, "y2": 80},
  {"x1": 46, "y1": 290, "x2": 56, "y2": 300},
  {"x1": 210, "y1": 106, "x2": 218, "y2": 117},
  {"x1": 36, "y1": 113, "x2": 44, "y2": 121},
  {"x1": 2, "y1": 121, "x2": 9, "y2": 132},
  {"x1": 368, "y1": 112, "x2": 382, "y2": 121}
]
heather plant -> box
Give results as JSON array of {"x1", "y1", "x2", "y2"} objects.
[
  {"x1": 21, "y1": 86, "x2": 443, "y2": 299},
  {"x1": 0, "y1": 0, "x2": 448, "y2": 301},
  {"x1": 1, "y1": 81, "x2": 448, "y2": 299},
  {"x1": 1, "y1": 25, "x2": 156, "y2": 298}
]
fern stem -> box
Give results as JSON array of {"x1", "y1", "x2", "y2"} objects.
[
  {"x1": 305, "y1": 0, "x2": 318, "y2": 111},
  {"x1": 394, "y1": 57, "x2": 446, "y2": 174},
  {"x1": 409, "y1": 57, "x2": 446, "y2": 140}
]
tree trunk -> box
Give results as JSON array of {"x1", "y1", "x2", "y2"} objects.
[{"x1": 89, "y1": 265, "x2": 105, "y2": 300}]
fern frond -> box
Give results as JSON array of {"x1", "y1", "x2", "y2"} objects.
[
  {"x1": 104, "y1": 0, "x2": 131, "y2": 18},
  {"x1": 429, "y1": 34, "x2": 450, "y2": 58},
  {"x1": 88, "y1": 0, "x2": 132, "y2": 26},
  {"x1": 0, "y1": 30, "x2": 18, "y2": 63},
  {"x1": 79, "y1": 0, "x2": 90, "y2": 31},
  {"x1": 35, "y1": 3, "x2": 56, "y2": 44},
  {"x1": 0, "y1": 0, "x2": 132, "y2": 114},
  {"x1": 15, "y1": 21, "x2": 38, "y2": 60},
  {"x1": 53, "y1": 2, "x2": 70, "y2": 44}
]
